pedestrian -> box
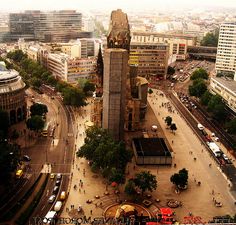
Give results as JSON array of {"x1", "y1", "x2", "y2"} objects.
[
  {"x1": 100, "y1": 202, "x2": 102, "y2": 206},
  {"x1": 172, "y1": 140, "x2": 174, "y2": 144},
  {"x1": 90, "y1": 210, "x2": 93, "y2": 215},
  {"x1": 84, "y1": 189, "x2": 85, "y2": 194},
  {"x1": 212, "y1": 189, "x2": 214, "y2": 195}
]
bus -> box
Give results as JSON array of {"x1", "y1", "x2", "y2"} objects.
[
  {"x1": 16, "y1": 170, "x2": 23, "y2": 179},
  {"x1": 41, "y1": 122, "x2": 50, "y2": 137}
]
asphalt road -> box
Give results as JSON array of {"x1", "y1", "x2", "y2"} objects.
[{"x1": 25, "y1": 91, "x2": 75, "y2": 223}]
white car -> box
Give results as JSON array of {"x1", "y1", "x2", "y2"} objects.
[
  {"x1": 48, "y1": 195, "x2": 56, "y2": 203},
  {"x1": 215, "y1": 137, "x2": 219, "y2": 142},
  {"x1": 197, "y1": 123, "x2": 204, "y2": 130}
]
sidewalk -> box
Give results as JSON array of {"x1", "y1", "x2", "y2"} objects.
[{"x1": 60, "y1": 92, "x2": 236, "y2": 222}]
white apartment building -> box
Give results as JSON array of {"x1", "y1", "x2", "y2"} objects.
[
  {"x1": 210, "y1": 77, "x2": 236, "y2": 113},
  {"x1": 215, "y1": 22, "x2": 236, "y2": 77},
  {"x1": 131, "y1": 32, "x2": 196, "y2": 61},
  {"x1": 47, "y1": 53, "x2": 96, "y2": 83}
]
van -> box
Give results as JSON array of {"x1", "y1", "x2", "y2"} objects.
[
  {"x1": 43, "y1": 211, "x2": 57, "y2": 224},
  {"x1": 54, "y1": 201, "x2": 62, "y2": 212},
  {"x1": 60, "y1": 191, "x2": 66, "y2": 201}
]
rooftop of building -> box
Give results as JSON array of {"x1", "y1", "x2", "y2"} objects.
[
  {"x1": 130, "y1": 42, "x2": 168, "y2": 47},
  {"x1": 211, "y1": 77, "x2": 236, "y2": 94},
  {"x1": 0, "y1": 62, "x2": 19, "y2": 81},
  {"x1": 131, "y1": 31, "x2": 196, "y2": 39},
  {"x1": 133, "y1": 137, "x2": 171, "y2": 157},
  {"x1": 0, "y1": 63, "x2": 25, "y2": 94}
]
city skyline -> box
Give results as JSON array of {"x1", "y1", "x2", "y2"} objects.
[{"x1": 1, "y1": 0, "x2": 236, "y2": 12}]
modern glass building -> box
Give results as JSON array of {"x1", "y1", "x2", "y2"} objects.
[{"x1": 9, "y1": 10, "x2": 82, "y2": 42}]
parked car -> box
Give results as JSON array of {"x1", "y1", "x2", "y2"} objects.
[
  {"x1": 23, "y1": 155, "x2": 31, "y2": 161},
  {"x1": 56, "y1": 173, "x2": 62, "y2": 180},
  {"x1": 48, "y1": 195, "x2": 56, "y2": 203},
  {"x1": 54, "y1": 201, "x2": 62, "y2": 212},
  {"x1": 50, "y1": 173, "x2": 55, "y2": 179},
  {"x1": 60, "y1": 191, "x2": 66, "y2": 201},
  {"x1": 53, "y1": 186, "x2": 59, "y2": 194},
  {"x1": 55, "y1": 180, "x2": 61, "y2": 185}
]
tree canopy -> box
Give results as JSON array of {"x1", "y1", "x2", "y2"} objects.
[
  {"x1": 0, "y1": 109, "x2": 9, "y2": 139},
  {"x1": 226, "y1": 119, "x2": 236, "y2": 134},
  {"x1": 134, "y1": 171, "x2": 157, "y2": 194},
  {"x1": 26, "y1": 115, "x2": 45, "y2": 131},
  {"x1": 30, "y1": 103, "x2": 48, "y2": 116},
  {"x1": 165, "y1": 116, "x2": 172, "y2": 127},
  {"x1": 170, "y1": 123, "x2": 177, "y2": 132},
  {"x1": 62, "y1": 87, "x2": 87, "y2": 107},
  {"x1": 200, "y1": 29, "x2": 219, "y2": 47},
  {"x1": 190, "y1": 68, "x2": 209, "y2": 81},
  {"x1": 0, "y1": 142, "x2": 19, "y2": 184},
  {"x1": 170, "y1": 168, "x2": 188, "y2": 188},
  {"x1": 200, "y1": 90, "x2": 213, "y2": 106},
  {"x1": 167, "y1": 66, "x2": 175, "y2": 75},
  {"x1": 189, "y1": 78, "x2": 207, "y2": 98},
  {"x1": 77, "y1": 126, "x2": 132, "y2": 184},
  {"x1": 83, "y1": 80, "x2": 96, "y2": 95}
]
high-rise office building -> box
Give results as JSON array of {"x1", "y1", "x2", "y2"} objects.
[
  {"x1": 9, "y1": 10, "x2": 82, "y2": 42},
  {"x1": 102, "y1": 49, "x2": 128, "y2": 141},
  {"x1": 129, "y1": 42, "x2": 169, "y2": 81},
  {"x1": 215, "y1": 22, "x2": 236, "y2": 78}
]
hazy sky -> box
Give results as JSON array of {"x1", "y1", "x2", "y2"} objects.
[{"x1": 1, "y1": 0, "x2": 236, "y2": 11}]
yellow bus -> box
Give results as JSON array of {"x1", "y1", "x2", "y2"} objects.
[{"x1": 16, "y1": 170, "x2": 23, "y2": 179}]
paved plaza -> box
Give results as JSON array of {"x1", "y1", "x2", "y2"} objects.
[{"x1": 60, "y1": 91, "x2": 236, "y2": 223}]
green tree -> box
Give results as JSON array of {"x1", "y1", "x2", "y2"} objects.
[
  {"x1": 0, "y1": 109, "x2": 9, "y2": 139},
  {"x1": 0, "y1": 142, "x2": 19, "y2": 184},
  {"x1": 170, "y1": 123, "x2": 177, "y2": 133},
  {"x1": 200, "y1": 90, "x2": 213, "y2": 106},
  {"x1": 26, "y1": 115, "x2": 45, "y2": 131},
  {"x1": 226, "y1": 118, "x2": 236, "y2": 134},
  {"x1": 165, "y1": 116, "x2": 172, "y2": 127},
  {"x1": 200, "y1": 29, "x2": 219, "y2": 47},
  {"x1": 207, "y1": 94, "x2": 222, "y2": 111},
  {"x1": 62, "y1": 87, "x2": 87, "y2": 107},
  {"x1": 167, "y1": 66, "x2": 175, "y2": 75},
  {"x1": 148, "y1": 89, "x2": 153, "y2": 94},
  {"x1": 125, "y1": 179, "x2": 136, "y2": 196},
  {"x1": 189, "y1": 78, "x2": 207, "y2": 98},
  {"x1": 190, "y1": 68, "x2": 209, "y2": 80},
  {"x1": 7, "y1": 50, "x2": 27, "y2": 62},
  {"x1": 83, "y1": 81, "x2": 95, "y2": 95},
  {"x1": 30, "y1": 77, "x2": 42, "y2": 88},
  {"x1": 77, "y1": 126, "x2": 132, "y2": 182},
  {"x1": 30, "y1": 103, "x2": 48, "y2": 116},
  {"x1": 77, "y1": 78, "x2": 88, "y2": 89},
  {"x1": 134, "y1": 171, "x2": 157, "y2": 195},
  {"x1": 46, "y1": 76, "x2": 57, "y2": 86},
  {"x1": 109, "y1": 168, "x2": 125, "y2": 184},
  {"x1": 170, "y1": 168, "x2": 188, "y2": 188}
]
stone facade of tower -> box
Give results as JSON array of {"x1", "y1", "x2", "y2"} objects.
[{"x1": 102, "y1": 49, "x2": 128, "y2": 141}]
